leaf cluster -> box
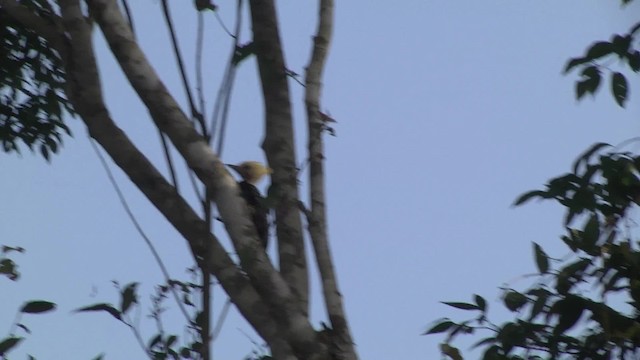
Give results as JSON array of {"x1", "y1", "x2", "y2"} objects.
[
  {"x1": 76, "y1": 279, "x2": 208, "y2": 359},
  {"x1": 0, "y1": 0, "x2": 74, "y2": 160},
  {"x1": 0, "y1": 245, "x2": 25, "y2": 281},
  {"x1": 564, "y1": 21, "x2": 640, "y2": 107},
  {"x1": 1, "y1": 244, "x2": 56, "y2": 359},
  {"x1": 427, "y1": 144, "x2": 640, "y2": 360}
]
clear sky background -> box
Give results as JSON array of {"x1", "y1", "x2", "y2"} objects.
[{"x1": 2, "y1": 1, "x2": 640, "y2": 359}]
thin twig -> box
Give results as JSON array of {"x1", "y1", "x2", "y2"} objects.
[
  {"x1": 124, "y1": 313, "x2": 154, "y2": 360},
  {"x1": 120, "y1": 0, "x2": 135, "y2": 38},
  {"x1": 201, "y1": 190, "x2": 213, "y2": 360},
  {"x1": 214, "y1": 10, "x2": 233, "y2": 38},
  {"x1": 188, "y1": 170, "x2": 204, "y2": 202},
  {"x1": 211, "y1": 298, "x2": 232, "y2": 341},
  {"x1": 160, "y1": 0, "x2": 206, "y2": 135},
  {"x1": 90, "y1": 138, "x2": 191, "y2": 323},
  {"x1": 214, "y1": 70, "x2": 236, "y2": 156},
  {"x1": 196, "y1": 11, "x2": 207, "y2": 138},
  {"x1": 120, "y1": 1, "x2": 179, "y2": 192},
  {"x1": 209, "y1": 0, "x2": 243, "y2": 151},
  {"x1": 159, "y1": 132, "x2": 180, "y2": 192}
]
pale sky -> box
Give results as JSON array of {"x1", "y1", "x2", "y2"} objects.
[{"x1": 2, "y1": 1, "x2": 639, "y2": 359}]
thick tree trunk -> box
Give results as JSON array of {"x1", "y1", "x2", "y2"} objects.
[
  {"x1": 249, "y1": 0, "x2": 310, "y2": 316},
  {"x1": 0, "y1": 0, "x2": 359, "y2": 359}
]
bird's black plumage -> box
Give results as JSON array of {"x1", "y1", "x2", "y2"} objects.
[
  {"x1": 237, "y1": 181, "x2": 269, "y2": 249},
  {"x1": 228, "y1": 161, "x2": 271, "y2": 249}
]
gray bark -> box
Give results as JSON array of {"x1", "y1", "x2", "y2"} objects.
[
  {"x1": 249, "y1": 0, "x2": 310, "y2": 316},
  {"x1": 304, "y1": 1, "x2": 358, "y2": 359},
  {"x1": 0, "y1": 0, "x2": 360, "y2": 358}
]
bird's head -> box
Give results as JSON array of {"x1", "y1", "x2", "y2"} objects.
[{"x1": 227, "y1": 161, "x2": 272, "y2": 184}]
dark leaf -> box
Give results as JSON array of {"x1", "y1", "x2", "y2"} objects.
[
  {"x1": 555, "y1": 271, "x2": 573, "y2": 295},
  {"x1": 194, "y1": 310, "x2": 206, "y2": 328},
  {"x1": 182, "y1": 293, "x2": 193, "y2": 307},
  {"x1": 179, "y1": 347, "x2": 191, "y2": 358},
  {"x1": 148, "y1": 334, "x2": 162, "y2": 350},
  {"x1": 482, "y1": 345, "x2": 501, "y2": 360},
  {"x1": 20, "y1": 300, "x2": 56, "y2": 314},
  {"x1": 584, "y1": 67, "x2": 602, "y2": 96},
  {"x1": 572, "y1": 142, "x2": 610, "y2": 173},
  {"x1": 503, "y1": 291, "x2": 528, "y2": 312},
  {"x1": 513, "y1": 190, "x2": 547, "y2": 206},
  {"x1": 561, "y1": 258, "x2": 592, "y2": 278},
  {"x1": 166, "y1": 335, "x2": 177, "y2": 347},
  {"x1": 1, "y1": 246, "x2": 25, "y2": 254},
  {"x1": 552, "y1": 297, "x2": 585, "y2": 335},
  {"x1": 0, "y1": 258, "x2": 18, "y2": 280},
  {"x1": 576, "y1": 79, "x2": 590, "y2": 100},
  {"x1": 40, "y1": 144, "x2": 49, "y2": 161},
  {"x1": 561, "y1": 235, "x2": 578, "y2": 252},
  {"x1": 629, "y1": 51, "x2": 640, "y2": 72},
  {"x1": 16, "y1": 323, "x2": 30, "y2": 334},
  {"x1": 440, "y1": 343, "x2": 463, "y2": 360},
  {"x1": 194, "y1": 0, "x2": 217, "y2": 11},
  {"x1": 120, "y1": 282, "x2": 139, "y2": 314},
  {"x1": 475, "y1": 294, "x2": 487, "y2": 313},
  {"x1": 585, "y1": 41, "x2": 614, "y2": 60},
  {"x1": 564, "y1": 57, "x2": 588, "y2": 74},
  {"x1": 533, "y1": 242, "x2": 549, "y2": 274},
  {"x1": 0, "y1": 337, "x2": 23, "y2": 356},
  {"x1": 441, "y1": 301, "x2": 479, "y2": 311},
  {"x1": 190, "y1": 341, "x2": 203, "y2": 352},
  {"x1": 583, "y1": 214, "x2": 600, "y2": 249},
  {"x1": 528, "y1": 289, "x2": 549, "y2": 321},
  {"x1": 611, "y1": 72, "x2": 628, "y2": 107},
  {"x1": 611, "y1": 35, "x2": 631, "y2": 56},
  {"x1": 74, "y1": 303, "x2": 122, "y2": 321},
  {"x1": 423, "y1": 320, "x2": 455, "y2": 335}
]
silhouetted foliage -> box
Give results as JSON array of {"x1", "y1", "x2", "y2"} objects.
[
  {"x1": 1, "y1": 245, "x2": 56, "y2": 359},
  {"x1": 0, "y1": 0, "x2": 74, "y2": 160},
  {"x1": 428, "y1": 145, "x2": 640, "y2": 359},
  {"x1": 428, "y1": 3, "x2": 640, "y2": 358}
]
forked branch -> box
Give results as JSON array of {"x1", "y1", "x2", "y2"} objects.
[{"x1": 305, "y1": 0, "x2": 357, "y2": 358}]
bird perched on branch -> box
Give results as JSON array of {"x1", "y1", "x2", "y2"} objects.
[{"x1": 227, "y1": 161, "x2": 272, "y2": 249}]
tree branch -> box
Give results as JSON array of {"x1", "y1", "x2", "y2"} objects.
[
  {"x1": 84, "y1": 1, "x2": 322, "y2": 357},
  {"x1": 159, "y1": 0, "x2": 206, "y2": 135},
  {"x1": 53, "y1": 0, "x2": 297, "y2": 355},
  {"x1": 249, "y1": 0, "x2": 310, "y2": 317},
  {"x1": 304, "y1": 0, "x2": 357, "y2": 359}
]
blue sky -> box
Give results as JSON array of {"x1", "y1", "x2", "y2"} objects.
[{"x1": 2, "y1": 1, "x2": 639, "y2": 359}]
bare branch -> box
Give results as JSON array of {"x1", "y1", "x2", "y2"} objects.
[
  {"x1": 53, "y1": 1, "x2": 300, "y2": 354},
  {"x1": 249, "y1": 0, "x2": 310, "y2": 316},
  {"x1": 84, "y1": 1, "x2": 322, "y2": 356},
  {"x1": 120, "y1": 0, "x2": 135, "y2": 36},
  {"x1": 90, "y1": 139, "x2": 190, "y2": 323},
  {"x1": 195, "y1": 11, "x2": 206, "y2": 121},
  {"x1": 304, "y1": 0, "x2": 358, "y2": 358},
  {"x1": 209, "y1": 0, "x2": 243, "y2": 153},
  {"x1": 160, "y1": 0, "x2": 206, "y2": 135}
]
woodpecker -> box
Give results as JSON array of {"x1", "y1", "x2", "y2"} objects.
[{"x1": 227, "y1": 161, "x2": 272, "y2": 249}]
